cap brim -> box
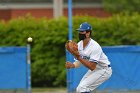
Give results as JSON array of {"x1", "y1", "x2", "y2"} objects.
[{"x1": 76, "y1": 28, "x2": 86, "y2": 32}]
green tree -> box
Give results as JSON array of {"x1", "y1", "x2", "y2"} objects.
[{"x1": 103, "y1": 0, "x2": 140, "y2": 13}]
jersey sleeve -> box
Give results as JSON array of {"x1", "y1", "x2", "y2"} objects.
[{"x1": 89, "y1": 44, "x2": 102, "y2": 63}]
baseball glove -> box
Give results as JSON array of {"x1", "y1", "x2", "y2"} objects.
[{"x1": 65, "y1": 40, "x2": 80, "y2": 58}]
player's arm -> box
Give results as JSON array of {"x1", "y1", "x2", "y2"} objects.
[
  {"x1": 65, "y1": 61, "x2": 81, "y2": 69},
  {"x1": 77, "y1": 44, "x2": 102, "y2": 71},
  {"x1": 77, "y1": 57, "x2": 97, "y2": 71}
]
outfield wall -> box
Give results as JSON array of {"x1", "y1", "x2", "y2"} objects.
[
  {"x1": 0, "y1": 47, "x2": 29, "y2": 93},
  {"x1": 66, "y1": 45, "x2": 140, "y2": 93}
]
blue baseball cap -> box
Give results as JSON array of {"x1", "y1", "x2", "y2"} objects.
[{"x1": 76, "y1": 22, "x2": 92, "y2": 32}]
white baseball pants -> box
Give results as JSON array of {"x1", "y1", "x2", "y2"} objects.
[{"x1": 76, "y1": 65, "x2": 112, "y2": 93}]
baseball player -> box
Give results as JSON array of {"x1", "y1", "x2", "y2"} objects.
[{"x1": 65, "y1": 22, "x2": 112, "y2": 93}]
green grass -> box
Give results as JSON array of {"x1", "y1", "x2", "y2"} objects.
[{"x1": 32, "y1": 87, "x2": 66, "y2": 92}]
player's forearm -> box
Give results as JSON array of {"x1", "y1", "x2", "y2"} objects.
[{"x1": 77, "y1": 57, "x2": 96, "y2": 71}]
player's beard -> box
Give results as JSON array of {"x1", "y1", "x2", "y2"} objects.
[{"x1": 78, "y1": 33, "x2": 86, "y2": 40}]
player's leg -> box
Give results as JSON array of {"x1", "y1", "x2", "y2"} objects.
[
  {"x1": 76, "y1": 67, "x2": 112, "y2": 93},
  {"x1": 76, "y1": 70, "x2": 94, "y2": 93}
]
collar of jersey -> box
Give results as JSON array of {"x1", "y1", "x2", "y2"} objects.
[{"x1": 83, "y1": 38, "x2": 91, "y2": 50}]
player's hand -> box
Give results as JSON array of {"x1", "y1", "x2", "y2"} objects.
[
  {"x1": 65, "y1": 40, "x2": 80, "y2": 58},
  {"x1": 65, "y1": 62, "x2": 75, "y2": 69}
]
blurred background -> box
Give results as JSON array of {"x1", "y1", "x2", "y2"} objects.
[
  {"x1": 0, "y1": 0, "x2": 140, "y2": 93},
  {"x1": 0, "y1": 0, "x2": 111, "y2": 21}
]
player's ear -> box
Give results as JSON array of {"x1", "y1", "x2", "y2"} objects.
[{"x1": 86, "y1": 31, "x2": 90, "y2": 37}]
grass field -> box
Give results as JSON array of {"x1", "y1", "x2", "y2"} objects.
[
  {"x1": 0, "y1": 88, "x2": 139, "y2": 93},
  {"x1": 0, "y1": 88, "x2": 66, "y2": 93},
  {"x1": 32, "y1": 88, "x2": 140, "y2": 93},
  {"x1": 32, "y1": 87, "x2": 66, "y2": 93}
]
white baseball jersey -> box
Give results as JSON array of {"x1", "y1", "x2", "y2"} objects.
[
  {"x1": 78, "y1": 38, "x2": 110, "y2": 67},
  {"x1": 76, "y1": 38, "x2": 112, "y2": 93}
]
